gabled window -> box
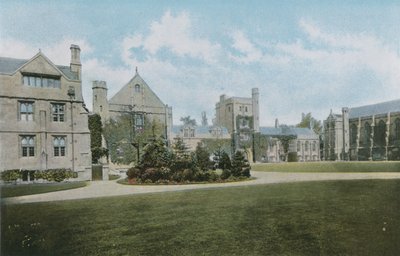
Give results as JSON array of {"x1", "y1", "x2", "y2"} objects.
[
  {"x1": 21, "y1": 135, "x2": 35, "y2": 157},
  {"x1": 53, "y1": 136, "x2": 66, "y2": 156},
  {"x1": 19, "y1": 101, "x2": 34, "y2": 121},
  {"x1": 51, "y1": 103, "x2": 65, "y2": 122},
  {"x1": 23, "y1": 74, "x2": 61, "y2": 88}
]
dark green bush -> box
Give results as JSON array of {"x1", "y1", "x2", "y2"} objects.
[{"x1": 288, "y1": 152, "x2": 298, "y2": 162}]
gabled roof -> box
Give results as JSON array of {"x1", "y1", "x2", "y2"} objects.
[
  {"x1": 109, "y1": 72, "x2": 165, "y2": 107},
  {"x1": 260, "y1": 126, "x2": 318, "y2": 139},
  {"x1": 349, "y1": 99, "x2": 400, "y2": 119},
  {"x1": 0, "y1": 55, "x2": 78, "y2": 80}
]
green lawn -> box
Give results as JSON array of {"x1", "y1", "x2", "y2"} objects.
[
  {"x1": 252, "y1": 161, "x2": 400, "y2": 172},
  {"x1": 2, "y1": 180, "x2": 400, "y2": 255},
  {"x1": 0, "y1": 181, "x2": 87, "y2": 198}
]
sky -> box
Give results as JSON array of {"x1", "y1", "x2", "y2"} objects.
[{"x1": 1, "y1": 0, "x2": 399, "y2": 126}]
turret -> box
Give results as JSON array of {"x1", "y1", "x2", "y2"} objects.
[{"x1": 92, "y1": 80, "x2": 109, "y2": 123}]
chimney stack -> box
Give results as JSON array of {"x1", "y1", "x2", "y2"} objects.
[{"x1": 70, "y1": 44, "x2": 81, "y2": 80}]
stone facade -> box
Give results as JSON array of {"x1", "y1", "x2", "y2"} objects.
[
  {"x1": 172, "y1": 125, "x2": 230, "y2": 151},
  {"x1": 258, "y1": 126, "x2": 320, "y2": 162},
  {"x1": 0, "y1": 45, "x2": 92, "y2": 180},
  {"x1": 324, "y1": 99, "x2": 400, "y2": 161},
  {"x1": 92, "y1": 70, "x2": 173, "y2": 143},
  {"x1": 215, "y1": 88, "x2": 260, "y2": 134}
]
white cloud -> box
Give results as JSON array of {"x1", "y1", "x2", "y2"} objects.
[
  {"x1": 0, "y1": 37, "x2": 93, "y2": 65},
  {"x1": 121, "y1": 11, "x2": 221, "y2": 64},
  {"x1": 229, "y1": 30, "x2": 263, "y2": 64}
]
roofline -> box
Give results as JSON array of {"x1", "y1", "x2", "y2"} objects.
[{"x1": 2, "y1": 53, "x2": 79, "y2": 82}]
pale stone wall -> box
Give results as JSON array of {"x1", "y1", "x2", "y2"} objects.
[{"x1": 0, "y1": 47, "x2": 92, "y2": 180}]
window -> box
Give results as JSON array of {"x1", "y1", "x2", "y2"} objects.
[
  {"x1": 21, "y1": 135, "x2": 35, "y2": 157},
  {"x1": 364, "y1": 122, "x2": 371, "y2": 146},
  {"x1": 135, "y1": 114, "x2": 144, "y2": 131},
  {"x1": 23, "y1": 74, "x2": 61, "y2": 88},
  {"x1": 135, "y1": 84, "x2": 141, "y2": 93},
  {"x1": 51, "y1": 103, "x2": 65, "y2": 122},
  {"x1": 312, "y1": 141, "x2": 317, "y2": 151},
  {"x1": 350, "y1": 124, "x2": 358, "y2": 146},
  {"x1": 374, "y1": 120, "x2": 386, "y2": 147},
  {"x1": 19, "y1": 101, "x2": 34, "y2": 121},
  {"x1": 53, "y1": 136, "x2": 66, "y2": 156},
  {"x1": 305, "y1": 141, "x2": 309, "y2": 151},
  {"x1": 297, "y1": 141, "x2": 301, "y2": 151},
  {"x1": 245, "y1": 106, "x2": 248, "y2": 112},
  {"x1": 395, "y1": 119, "x2": 400, "y2": 141}
]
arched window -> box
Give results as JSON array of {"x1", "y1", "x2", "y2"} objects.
[
  {"x1": 297, "y1": 141, "x2": 301, "y2": 152},
  {"x1": 305, "y1": 141, "x2": 309, "y2": 151},
  {"x1": 364, "y1": 122, "x2": 371, "y2": 147},
  {"x1": 350, "y1": 124, "x2": 357, "y2": 146},
  {"x1": 312, "y1": 141, "x2": 317, "y2": 152},
  {"x1": 374, "y1": 120, "x2": 386, "y2": 147},
  {"x1": 395, "y1": 118, "x2": 400, "y2": 141},
  {"x1": 135, "y1": 84, "x2": 141, "y2": 93}
]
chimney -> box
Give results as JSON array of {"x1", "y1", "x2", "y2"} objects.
[{"x1": 70, "y1": 44, "x2": 81, "y2": 80}]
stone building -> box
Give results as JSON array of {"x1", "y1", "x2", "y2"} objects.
[
  {"x1": 257, "y1": 126, "x2": 320, "y2": 162},
  {"x1": 323, "y1": 99, "x2": 400, "y2": 161},
  {"x1": 92, "y1": 69, "x2": 173, "y2": 143},
  {"x1": 215, "y1": 88, "x2": 260, "y2": 134},
  {"x1": 0, "y1": 45, "x2": 92, "y2": 180},
  {"x1": 172, "y1": 125, "x2": 230, "y2": 151}
]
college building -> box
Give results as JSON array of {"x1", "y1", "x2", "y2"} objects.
[
  {"x1": 0, "y1": 45, "x2": 92, "y2": 180},
  {"x1": 323, "y1": 99, "x2": 400, "y2": 161}
]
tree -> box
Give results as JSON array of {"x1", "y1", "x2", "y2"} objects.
[
  {"x1": 103, "y1": 114, "x2": 164, "y2": 165},
  {"x1": 194, "y1": 143, "x2": 211, "y2": 171},
  {"x1": 139, "y1": 137, "x2": 172, "y2": 169},
  {"x1": 231, "y1": 151, "x2": 251, "y2": 177},
  {"x1": 180, "y1": 116, "x2": 197, "y2": 126},
  {"x1": 297, "y1": 113, "x2": 322, "y2": 134},
  {"x1": 171, "y1": 137, "x2": 192, "y2": 171},
  {"x1": 88, "y1": 114, "x2": 108, "y2": 163},
  {"x1": 277, "y1": 135, "x2": 296, "y2": 162}
]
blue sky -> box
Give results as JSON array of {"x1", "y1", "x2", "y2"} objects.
[{"x1": 1, "y1": 0, "x2": 399, "y2": 126}]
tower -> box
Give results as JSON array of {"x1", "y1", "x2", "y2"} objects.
[
  {"x1": 92, "y1": 80, "x2": 109, "y2": 123},
  {"x1": 252, "y1": 88, "x2": 260, "y2": 132}
]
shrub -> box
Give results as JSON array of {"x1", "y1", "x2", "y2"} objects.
[
  {"x1": 1, "y1": 169, "x2": 22, "y2": 183},
  {"x1": 220, "y1": 169, "x2": 231, "y2": 180},
  {"x1": 127, "y1": 167, "x2": 142, "y2": 180},
  {"x1": 231, "y1": 151, "x2": 251, "y2": 178}
]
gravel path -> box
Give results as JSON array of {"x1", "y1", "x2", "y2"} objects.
[{"x1": 3, "y1": 171, "x2": 400, "y2": 205}]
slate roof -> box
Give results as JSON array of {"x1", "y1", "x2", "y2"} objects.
[
  {"x1": 0, "y1": 56, "x2": 78, "y2": 80},
  {"x1": 260, "y1": 126, "x2": 318, "y2": 139},
  {"x1": 349, "y1": 99, "x2": 400, "y2": 119}
]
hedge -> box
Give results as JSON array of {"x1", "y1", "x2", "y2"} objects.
[{"x1": 1, "y1": 169, "x2": 77, "y2": 183}]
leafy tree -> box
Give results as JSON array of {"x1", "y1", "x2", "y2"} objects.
[
  {"x1": 103, "y1": 114, "x2": 164, "y2": 165},
  {"x1": 88, "y1": 114, "x2": 108, "y2": 163},
  {"x1": 277, "y1": 135, "x2": 296, "y2": 162},
  {"x1": 194, "y1": 143, "x2": 211, "y2": 171},
  {"x1": 180, "y1": 116, "x2": 197, "y2": 126},
  {"x1": 297, "y1": 113, "x2": 322, "y2": 134}
]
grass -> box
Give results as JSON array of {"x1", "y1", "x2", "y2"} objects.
[
  {"x1": 0, "y1": 181, "x2": 87, "y2": 198},
  {"x1": 2, "y1": 179, "x2": 400, "y2": 255},
  {"x1": 252, "y1": 161, "x2": 400, "y2": 172}
]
